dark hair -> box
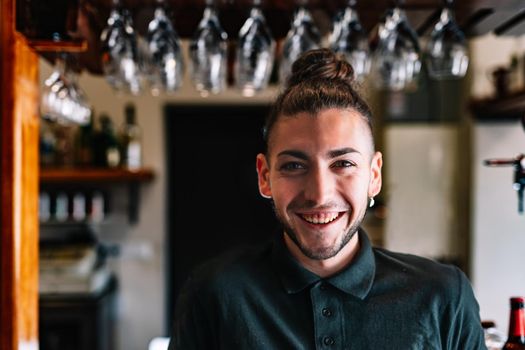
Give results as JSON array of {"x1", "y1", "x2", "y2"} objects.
[{"x1": 263, "y1": 48, "x2": 373, "y2": 153}]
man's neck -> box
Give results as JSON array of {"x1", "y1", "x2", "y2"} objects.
[{"x1": 283, "y1": 233, "x2": 361, "y2": 278}]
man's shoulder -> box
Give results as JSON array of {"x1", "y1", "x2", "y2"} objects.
[
  {"x1": 187, "y1": 241, "x2": 274, "y2": 292},
  {"x1": 372, "y1": 247, "x2": 465, "y2": 290}
]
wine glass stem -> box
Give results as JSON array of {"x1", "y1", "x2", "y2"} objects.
[
  {"x1": 55, "y1": 52, "x2": 68, "y2": 75},
  {"x1": 298, "y1": 0, "x2": 308, "y2": 7}
]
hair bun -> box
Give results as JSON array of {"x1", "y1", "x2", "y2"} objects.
[{"x1": 286, "y1": 49, "x2": 355, "y2": 88}]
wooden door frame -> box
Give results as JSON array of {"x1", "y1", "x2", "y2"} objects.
[{"x1": 1, "y1": 0, "x2": 40, "y2": 349}]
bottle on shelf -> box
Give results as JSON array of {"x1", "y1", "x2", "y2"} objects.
[
  {"x1": 92, "y1": 114, "x2": 120, "y2": 168},
  {"x1": 119, "y1": 103, "x2": 142, "y2": 170},
  {"x1": 503, "y1": 297, "x2": 525, "y2": 349},
  {"x1": 53, "y1": 124, "x2": 75, "y2": 167},
  {"x1": 55, "y1": 192, "x2": 69, "y2": 222},
  {"x1": 39, "y1": 192, "x2": 51, "y2": 223},
  {"x1": 74, "y1": 112, "x2": 94, "y2": 166},
  {"x1": 90, "y1": 191, "x2": 105, "y2": 223},
  {"x1": 39, "y1": 120, "x2": 57, "y2": 167},
  {"x1": 72, "y1": 192, "x2": 86, "y2": 222}
]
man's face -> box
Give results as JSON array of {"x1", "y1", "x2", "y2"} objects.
[{"x1": 256, "y1": 108, "x2": 382, "y2": 261}]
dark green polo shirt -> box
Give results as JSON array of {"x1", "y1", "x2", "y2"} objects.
[{"x1": 169, "y1": 230, "x2": 486, "y2": 349}]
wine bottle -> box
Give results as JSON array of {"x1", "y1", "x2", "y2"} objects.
[
  {"x1": 74, "y1": 112, "x2": 94, "y2": 166},
  {"x1": 503, "y1": 297, "x2": 525, "y2": 349},
  {"x1": 119, "y1": 103, "x2": 142, "y2": 170},
  {"x1": 92, "y1": 114, "x2": 120, "y2": 168}
]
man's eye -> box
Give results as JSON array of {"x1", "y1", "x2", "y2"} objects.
[
  {"x1": 280, "y1": 162, "x2": 305, "y2": 171},
  {"x1": 332, "y1": 160, "x2": 355, "y2": 168}
]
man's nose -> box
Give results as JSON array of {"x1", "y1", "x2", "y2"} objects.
[{"x1": 303, "y1": 167, "x2": 334, "y2": 206}]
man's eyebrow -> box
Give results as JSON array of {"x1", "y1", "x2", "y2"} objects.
[
  {"x1": 327, "y1": 147, "x2": 360, "y2": 159},
  {"x1": 276, "y1": 150, "x2": 309, "y2": 160},
  {"x1": 276, "y1": 148, "x2": 360, "y2": 160}
]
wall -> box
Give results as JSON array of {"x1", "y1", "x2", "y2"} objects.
[
  {"x1": 470, "y1": 34, "x2": 525, "y2": 333},
  {"x1": 473, "y1": 121, "x2": 525, "y2": 332},
  {"x1": 384, "y1": 125, "x2": 460, "y2": 259}
]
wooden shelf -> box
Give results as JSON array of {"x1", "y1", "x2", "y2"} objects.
[
  {"x1": 40, "y1": 168, "x2": 155, "y2": 184},
  {"x1": 40, "y1": 168, "x2": 155, "y2": 224},
  {"x1": 469, "y1": 90, "x2": 525, "y2": 121},
  {"x1": 28, "y1": 39, "x2": 88, "y2": 53}
]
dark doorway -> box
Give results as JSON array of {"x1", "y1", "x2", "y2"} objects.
[{"x1": 164, "y1": 104, "x2": 279, "y2": 333}]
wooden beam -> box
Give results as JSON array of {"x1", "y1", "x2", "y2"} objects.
[
  {"x1": 494, "y1": 8, "x2": 525, "y2": 36},
  {"x1": 1, "y1": 0, "x2": 40, "y2": 349}
]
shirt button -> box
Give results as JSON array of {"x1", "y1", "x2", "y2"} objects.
[
  {"x1": 322, "y1": 308, "x2": 333, "y2": 317},
  {"x1": 320, "y1": 283, "x2": 327, "y2": 291},
  {"x1": 323, "y1": 336, "x2": 335, "y2": 346}
]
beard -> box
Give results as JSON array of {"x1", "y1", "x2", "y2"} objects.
[{"x1": 272, "y1": 201, "x2": 365, "y2": 261}]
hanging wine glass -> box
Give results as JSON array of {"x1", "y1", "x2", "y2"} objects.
[
  {"x1": 146, "y1": 0, "x2": 185, "y2": 95},
  {"x1": 425, "y1": 0, "x2": 468, "y2": 79},
  {"x1": 329, "y1": 0, "x2": 370, "y2": 81},
  {"x1": 100, "y1": 0, "x2": 142, "y2": 95},
  {"x1": 371, "y1": 1, "x2": 421, "y2": 91},
  {"x1": 235, "y1": 0, "x2": 275, "y2": 97},
  {"x1": 189, "y1": 0, "x2": 228, "y2": 96},
  {"x1": 41, "y1": 55, "x2": 68, "y2": 122},
  {"x1": 328, "y1": 8, "x2": 344, "y2": 48},
  {"x1": 67, "y1": 72, "x2": 92, "y2": 125},
  {"x1": 279, "y1": 2, "x2": 321, "y2": 84},
  {"x1": 41, "y1": 54, "x2": 91, "y2": 126}
]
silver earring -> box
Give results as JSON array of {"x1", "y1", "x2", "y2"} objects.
[{"x1": 369, "y1": 197, "x2": 375, "y2": 208}]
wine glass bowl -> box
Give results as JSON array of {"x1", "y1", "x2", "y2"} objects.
[
  {"x1": 189, "y1": 1, "x2": 228, "y2": 95},
  {"x1": 329, "y1": 1, "x2": 370, "y2": 81},
  {"x1": 426, "y1": 6, "x2": 468, "y2": 79},
  {"x1": 235, "y1": 2, "x2": 275, "y2": 97},
  {"x1": 100, "y1": 6, "x2": 143, "y2": 95},
  {"x1": 146, "y1": 4, "x2": 185, "y2": 95},
  {"x1": 372, "y1": 7, "x2": 421, "y2": 91},
  {"x1": 279, "y1": 6, "x2": 321, "y2": 84},
  {"x1": 40, "y1": 55, "x2": 91, "y2": 125}
]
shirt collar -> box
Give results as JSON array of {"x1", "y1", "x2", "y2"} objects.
[{"x1": 270, "y1": 229, "x2": 376, "y2": 300}]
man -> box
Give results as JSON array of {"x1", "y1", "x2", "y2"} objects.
[{"x1": 169, "y1": 49, "x2": 486, "y2": 349}]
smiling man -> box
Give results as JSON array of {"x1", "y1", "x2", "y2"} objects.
[
  {"x1": 169, "y1": 49, "x2": 486, "y2": 350},
  {"x1": 256, "y1": 107, "x2": 381, "y2": 278}
]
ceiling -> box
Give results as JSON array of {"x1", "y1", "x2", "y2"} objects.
[{"x1": 19, "y1": 0, "x2": 525, "y2": 75}]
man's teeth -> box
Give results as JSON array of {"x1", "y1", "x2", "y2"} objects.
[{"x1": 301, "y1": 212, "x2": 340, "y2": 224}]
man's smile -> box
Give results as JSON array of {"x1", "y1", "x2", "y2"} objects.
[{"x1": 297, "y1": 211, "x2": 345, "y2": 225}]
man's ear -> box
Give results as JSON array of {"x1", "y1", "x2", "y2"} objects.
[
  {"x1": 368, "y1": 151, "x2": 383, "y2": 198},
  {"x1": 256, "y1": 153, "x2": 272, "y2": 199}
]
